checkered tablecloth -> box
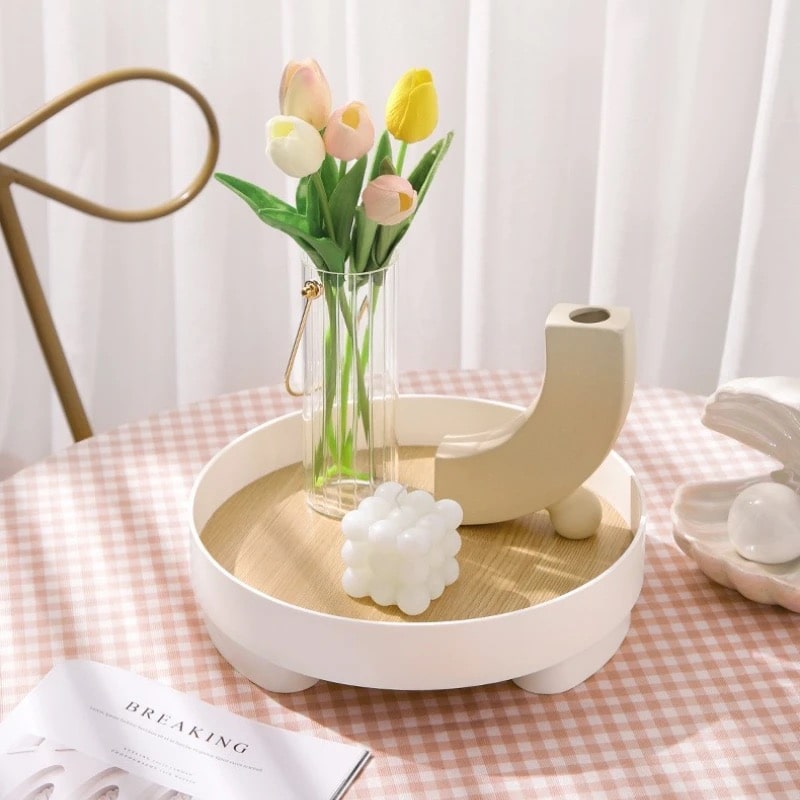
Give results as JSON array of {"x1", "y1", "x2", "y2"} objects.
[{"x1": 1, "y1": 371, "x2": 798, "y2": 798}]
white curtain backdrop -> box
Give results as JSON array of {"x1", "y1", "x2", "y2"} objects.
[{"x1": 1, "y1": 0, "x2": 798, "y2": 477}]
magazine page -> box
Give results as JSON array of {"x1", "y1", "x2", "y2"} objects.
[{"x1": 0, "y1": 660, "x2": 369, "y2": 800}]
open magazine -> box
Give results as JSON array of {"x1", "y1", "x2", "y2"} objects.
[{"x1": 0, "y1": 661, "x2": 369, "y2": 800}]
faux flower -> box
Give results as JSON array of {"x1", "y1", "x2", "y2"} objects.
[
  {"x1": 385, "y1": 68, "x2": 438, "y2": 143},
  {"x1": 323, "y1": 102, "x2": 375, "y2": 161},
  {"x1": 279, "y1": 58, "x2": 331, "y2": 130},
  {"x1": 362, "y1": 174, "x2": 418, "y2": 225},
  {"x1": 217, "y1": 59, "x2": 454, "y2": 517},
  {"x1": 266, "y1": 115, "x2": 326, "y2": 178}
]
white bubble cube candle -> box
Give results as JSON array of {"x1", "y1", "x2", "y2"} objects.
[{"x1": 340, "y1": 482, "x2": 463, "y2": 616}]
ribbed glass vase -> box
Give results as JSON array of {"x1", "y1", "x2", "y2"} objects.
[{"x1": 302, "y1": 257, "x2": 399, "y2": 518}]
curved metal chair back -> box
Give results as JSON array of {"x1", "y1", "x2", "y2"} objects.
[{"x1": 0, "y1": 67, "x2": 220, "y2": 441}]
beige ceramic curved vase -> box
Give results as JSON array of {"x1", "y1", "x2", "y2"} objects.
[{"x1": 435, "y1": 304, "x2": 635, "y2": 535}]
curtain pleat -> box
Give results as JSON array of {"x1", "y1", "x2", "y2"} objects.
[
  {"x1": 720, "y1": 0, "x2": 800, "y2": 384},
  {"x1": 0, "y1": 0, "x2": 794, "y2": 477}
]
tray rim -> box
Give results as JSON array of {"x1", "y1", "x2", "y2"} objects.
[{"x1": 189, "y1": 393, "x2": 647, "y2": 628}]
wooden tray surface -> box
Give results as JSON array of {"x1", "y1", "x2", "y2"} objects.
[{"x1": 201, "y1": 446, "x2": 633, "y2": 622}]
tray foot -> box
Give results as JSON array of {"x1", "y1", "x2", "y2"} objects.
[
  {"x1": 513, "y1": 614, "x2": 630, "y2": 694},
  {"x1": 203, "y1": 614, "x2": 319, "y2": 693}
]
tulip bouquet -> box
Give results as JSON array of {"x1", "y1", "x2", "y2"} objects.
[{"x1": 216, "y1": 59, "x2": 452, "y2": 514}]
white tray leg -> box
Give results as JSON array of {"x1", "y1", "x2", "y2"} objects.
[
  {"x1": 203, "y1": 614, "x2": 319, "y2": 693},
  {"x1": 513, "y1": 614, "x2": 631, "y2": 694}
]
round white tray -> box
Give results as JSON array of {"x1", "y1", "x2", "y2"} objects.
[{"x1": 189, "y1": 395, "x2": 646, "y2": 694}]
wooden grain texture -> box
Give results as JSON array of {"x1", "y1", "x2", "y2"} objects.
[{"x1": 201, "y1": 447, "x2": 633, "y2": 622}]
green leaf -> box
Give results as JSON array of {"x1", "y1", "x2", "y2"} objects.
[
  {"x1": 378, "y1": 156, "x2": 397, "y2": 177},
  {"x1": 320, "y1": 155, "x2": 339, "y2": 197},
  {"x1": 372, "y1": 220, "x2": 410, "y2": 268},
  {"x1": 407, "y1": 130, "x2": 454, "y2": 207},
  {"x1": 352, "y1": 206, "x2": 378, "y2": 272},
  {"x1": 292, "y1": 237, "x2": 326, "y2": 271},
  {"x1": 369, "y1": 131, "x2": 393, "y2": 180},
  {"x1": 363, "y1": 132, "x2": 454, "y2": 269},
  {"x1": 328, "y1": 155, "x2": 367, "y2": 252},
  {"x1": 216, "y1": 172, "x2": 345, "y2": 270},
  {"x1": 295, "y1": 176, "x2": 309, "y2": 216},
  {"x1": 304, "y1": 174, "x2": 323, "y2": 237},
  {"x1": 252, "y1": 206, "x2": 345, "y2": 271},
  {"x1": 215, "y1": 173, "x2": 297, "y2": 215}
]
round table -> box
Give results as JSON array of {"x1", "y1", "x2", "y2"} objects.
[{"x1": 1, "y1": 370, "x2": 798, "y2": 798}]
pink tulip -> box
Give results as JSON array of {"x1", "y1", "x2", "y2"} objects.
[
  {"x1": 279, "y1": 59, "x2": 331, "y2": 131},
  {"x1": 362, "y1": 175, "x2": 418, "y2": 226},
  {"x1": 323, "y1": 102, "x2": 375, "y2": 161}
]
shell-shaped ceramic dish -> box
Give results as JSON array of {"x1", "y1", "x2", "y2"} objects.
[{"x1": 671, "y1": 377, "x2": 800, "y2": 613}]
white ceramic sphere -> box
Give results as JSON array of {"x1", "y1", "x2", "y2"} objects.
[
  {"x1": 401, "y1": 489, "x2": 437, "y2": 515},
  {"x1": 341, "y1": 540, "x2": 369, "y2": 567},
  {"x1": 368, "y1": 550, "x2": 400, "y2": 578},
  {"x1": 442, "y1": 529, "x2": 462, "y2": 557},
  {"x1": 359, "y1": 496, "x2": 393, "y2": 521},
  {"x1": 374, "y1": 481, "x2": 405, "y2": 502},
  {"x1": 728, "y1": 481, "x2": 800, "y2": 565},
  {"x1": 341, "y1": 510, "x2": 370, "y2": 541},
  {"x1": 443, "y1": 557, "x2": 460, "y2": 586},
  {"x1": 396, "y1": 584, "x2": 431, "y2": 616},
  {"x1": 397, "y1": 557, "x2": 430, "y2": 585},
  {"x1": 427, "y1": 573, "x2": 445, "y2": 600},
  {"x1": 396, "y1": 527, "x2": 432, "y2": 557},
  {"x1": 370, "y1": 581, "x2": 397, "y2": 607},
  {"x1": 548, "y1": 487, "x2": 603, "y2": 540},
  {"x1": 428, "y1": 543, "x2": 446, "y2": 569},
  {"x1": 341, "y1": 567, "x2": 371, "y2": 598},
  {"x1": 435, "y1": 498, "x2": 464, "y2": 529},
  {"x1": 416, "y1": 513, "x2": 447, "y2": 541},
  {"x1": 388, "y1": 506, "x2": 419, "y2": 528},
  {"x1": 368, "y1": 518, "x2": 402, "y2": 549}
]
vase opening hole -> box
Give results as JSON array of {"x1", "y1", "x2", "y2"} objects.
[{"x1": 570, "y1": 307, "x2": 610, "y2": 324}]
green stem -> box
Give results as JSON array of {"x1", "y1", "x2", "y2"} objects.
[
  {"x1": 395, "y1": 141, "x2": 408, "y2": 175},
  {"x1": 337, "y1": 289, "x2": 372, "y2": 439},
  {"x1": 312, "y1": 172, "x2": 336, "y2": 241},
  {"x1": 339, "y1": 317, "x2": 354, "y2": 466},
  {"x1": 317, "y1": 285, "x2": 340, "y2": 481},
  {"x1": 314, "y1": 273, "x2": 378, "y2": 489},
  {"x1": 338, "y1": 160, "x2": 347, "y2": 181},
  {"x1": 360, "y1": 282, "x2": 381, "y2": 373}
]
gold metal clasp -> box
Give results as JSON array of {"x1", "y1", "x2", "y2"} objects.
[
  {"x1": 284, "y1": 280, "x2": 322, "y2": 396},
  {"x1": 283, "y1": 278, "x2": 373, "y2": 397}
]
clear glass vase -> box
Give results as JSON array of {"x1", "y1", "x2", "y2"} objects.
[{"x1": 302, "y1": 257, "x2": 399, "y2": 518}]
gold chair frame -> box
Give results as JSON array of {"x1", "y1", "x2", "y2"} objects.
[{"x1": 0, "y1": 67, "x2": 220, "y2": 442}]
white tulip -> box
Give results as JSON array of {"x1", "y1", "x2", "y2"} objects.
[{"x1": 265, "y1": 115, "x2": 325, "y2": 178}]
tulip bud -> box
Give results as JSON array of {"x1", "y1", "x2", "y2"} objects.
[
  {"x1": 323, "y1": 102, "x2": 375, "y2": 161},
  {"x1": 279, "y1": 59, "x2": 332, "y2": 131},
  {"x1": 362, "y1": 174, "x2": 418, "y2": 225},
  {"x1": 385, "y1": 68, "x2": 438, "y2": 143},
  {"x1": 266, "y1": 115, "x2": 326, "y2": 178}
]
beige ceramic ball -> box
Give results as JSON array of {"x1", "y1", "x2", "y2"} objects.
[{"x1": 548, "y1": 487, "x2": 603, "y2": 540}]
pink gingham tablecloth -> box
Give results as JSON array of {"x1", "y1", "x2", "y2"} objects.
[{"x1": 1, "y1": 370, "x2": 798, "y2": 798}]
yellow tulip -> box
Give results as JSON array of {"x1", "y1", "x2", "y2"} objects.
[{"x1": 385, "y1": 68, "x2": 438, "y2": 143}]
